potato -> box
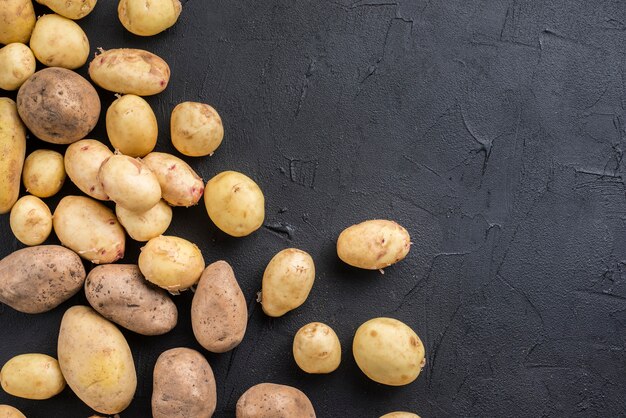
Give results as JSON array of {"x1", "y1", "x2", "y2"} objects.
[
  {"x1": 142, "y1": 152, "x2": 203, "y2": 207},
  {"x1": 29, "y1": 14, "x2": 89, "y2": 69},
  {"x1": 0, "y1": 405, "x2": 26, "y2": 418},
  {"x1": 35, "y1": 0, "x2": 97, "y2": 19},
  {"x1": 98, "y1": 154, "x2": 162, "y2": 213},
  {"x1": 236, "y1": 383, "x2": 316, "y2": 418},
  {"x1": 116, "y1": 200, "x2": 172, "y2": 242},
  {"x1": 0, "y1": 0, "x2": 35, "y2": 44},
  {"x1": 337, "y1": 220, "x2": 411, "y2": 270},
  {"x1": 0, "y1": 43, "x2": 36, "y2": 91},
  {"x1": 139, "y1": 235, "x2": 205, "y2": 293},
  {"x1": 53, "y1": 196, "x2": 125, "y2": 264},
  {"x1": 204, "y1": 171, "x2": 264, "y2": 237},
  {"x1": 293, "y1": 322, "x2": 341, "y2": 374},
  {"x1": 0, "y1": 245, "x2": 85, "y2": 314},
  {"x1": 152, "y1": 348, "x2": 216, "y2": 418},
  {"x1": 0, "y1": 98, "x2": 26, "y2": 215},
  {"x1": 23, "y1": 149, "x2": 65, "y2": 197},
  {"x1": 380, "y1": 413, "x2": 420, "y2": 418},
  {"x1": 58, "y1": 305, "x2": 137, "y2": 414},
  {"x1": 89, "y1": 48, "x2": 170, "y2": 96},
  {"x1": 352, "y1": 317, "x2": 426, "y2": 386},
  {"x1": 171, "y1": 102, "x2": 224, "y2": 157},
  {"x1": 17, "y1": 67, "x2": 101, "y2": 144},
  {"x1": 119, "y1": 0, "x2": 181, "y2": 36},
  {"x1": 261, "y1": 248, "x2": 315, "y2": 317},
  {"x1": 9, "y1": 195, "x2": 52, "y2": 246},
  {"x1": 191, "y1": 261, "x2": 247, "y2": 353},
  {"x1": 64, "y1": 139, "x2": 112, "y2": 200},
  {"x1": 106, "y1": 94, "x2": 157, "y2": 157},
  {"x1": 85, "y1": 264, "x2": 177, "y2": 335},
  {"x1": 1, "y1": 354, "x2": 65, "y2": 400}
]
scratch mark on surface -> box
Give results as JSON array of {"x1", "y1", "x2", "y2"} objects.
[
  {"x1": 498, "y1": 275, "x2": 545, "y2": 328},
  {"x1": 574, "y1": 289, "x2": 626, "y2": 301},
  {"x1": 428, "y1": 302, "x2": 464, "y2": 386},
  {"x1": 263, "y1": 222, "x2": 296, "y2": 240},
  {"x1": 295, "y1": 59, "x2": 316, "y2": 116}
]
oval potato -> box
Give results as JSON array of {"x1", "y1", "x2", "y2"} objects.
[
  {"x1": 142, "y1": 152, "x2": 203, "y2": 207},
  {"x1": 36, "y1": 0, "x2": 97, "y2": 19},
  {"x1": 236, "y1": 383, "x2": 316, "y2": 418},
  {"x1": 0, "y1": 405, "x2": 26, "y2": 418},
  {"x1": 0, "y1": 43, "x2": 36, "y2": 91},
  {"x1": 0, "y1": 0, "x2": 35, "y2": 44},
  {"x1": 1, "y1": 354, "x2": 65, "y2": 400},
  {"x1": 293, "y1": 322, "x2": 341, "y2": 374},
  {"x1": 29, "y1": 14, "x2": 89, "y2": 69},
  {"x1": 116, "y1": 200, "x2": 172, "y2": 242},
  {"x1": 191, "y1": 261, "x2": 247, "y2": 353},
  {"x1": 119, "y1": 0, "x2": 181, "y2": 36},
  {"x1": 23, "y1": 149, "x2": 65, "y2": 198},
  {"x1": 64, "y1": 139, "x2": 113, "y2": 200},
  {"x1": 0, "y1": 245, "x2": 86, "y2": 314},
  {"x1": 337, "y1": 220, "x2": 410, "y2": 270},
  {"x1": 0, "y1": 98, "x2": 26, "y2": 214},
  {"x1": 106, "y1": 94, "x2": 157, "y2": 157},
  {"x1": 9, "y1": 195, "x2": 52, "y2": 246},
  {"x1": 380, "y1": 413, "x2": 421, "y2": 418},
  {"x1": 171, "y1": 102, "x2": 224, "y2": 157}
]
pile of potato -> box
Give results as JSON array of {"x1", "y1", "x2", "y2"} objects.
[{"x1": 0, "y1": 0, "x2": 424, "y2": 416}]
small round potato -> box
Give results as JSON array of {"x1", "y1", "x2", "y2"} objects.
[
  {"x1": 236, "y1": 383, "x2": 316, "y2": 418},
  {"x1": 36, "y1": 0, "x2": 97, "y2": 19},
  {"x1": 138, "y1": 235, "x2": 205, "y2": 293},
  {"x1": 352, "y1": 317, "x2": 426, "y2": 386},
  {"x1": 0, "y1": 405, "x2": 26, "y2": 418},
  {"x1": 119, "y1": 0, "x2": 181, "y2": 36},
  {"x1": 142, "y1": 152, "x2": 204, "y2": 207},
  {"x1": 1, "y1": 354, "x2": 65, "y2": 400},
  {"x1": 204, "y1": 171, "x2": 265, "y2": 237},
  {"x1": 106, "y1": 95, "x2": 157, "y2": 157},
  {"x1": 0, "y1": 0, "x2": 35, "y2": 44},
  {"x1": 380, "y1": 413, "x2": 421, "y2": 418},
  {"x1": 171, "y1": 102, "x2": 224, "y2": 157},
  {"x1": 64, "y1": 139, "x2": 113, "y2": 200},
  {"x1": 0, "y1": 43, "x2": 36, "y2": 91},
  {"x1": 9, "y1": 195, "x2": 52, "y2": 246},
  {"x1": 29, "y1": 14, "x2": 89, "y2": 69},
  {"x1": 293, "y1": 322, "x2": 341, "y2": 374},
  {"x1": 261, "y1": 248, "x2": 315, "y2": 317},
  {"x1": 0, "y1": 98, "x2": 26, "y2": 215},
  {"x1": 116, "y1": 200, "x2": 172, "y2": 242},
  {"x1": 98, "y1": 154, "x2": 162, "y2": 213},
  {"x1": 23, "y1": 149, "x2": 65, "y2": 197}
]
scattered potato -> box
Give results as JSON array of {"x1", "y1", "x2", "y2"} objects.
[
  {"x1": 261, "y1": 248, "x2": 315, "y2": 317},
  {"x1": 106, "y1": 94, "x2": 157, "y2": 157},
  {"x1": 36, "y1": 0, "x2": 97, "y2": 19},
  {"x1": 337, "y1": 219, "x2": 410, "y2": 270},
  {"x1": 0, "y1": 43, "x2": 36, "y2": 91},
  {"x1": 53, "y1": 195, "x2": 125, "y2": 264},
  {"x1": 0, "y1": 98, "x2": 26, "y2": 215},
  {"x1": 352, "y1": 317, "x2": 425, "y2": 386},
  {"x1": 1, "y1": 354, "x2": 65, "y2": 400},
  {"x1": 64, "y1": 139, "x2": 113, "y2": 200},
  {"x1": 293, "y1": 322, "x2": 341, "y2": 374},
  {"x1": 142, "y1": 152, "x2": 203, "y2": 207},
  {"x1": 0, "y1": 0, "x2": 35, "y2": 44},
  {"x1": 9, "y1": 195, "x2": 52, "y2": 246},
  {"x1": 23, "y1": 149, "x2": 65, "y2": 197},
  {"x1": 29, "y1": 14, "x2": 89, "y2": 69},
  {"x1": 89, "y1": 48, "x2": 170, "y2": 95},
  {"x1": 236, "y1": 383, "x2": 316, "y2": 418},
  {"x1": 152, "y1": 348, "x2": 216, "y2": 418},
  {"x1": 0, "y1": 245, "x2": 85, "y2": 313},
  {"x1": 204, "y1": 171, "x2": 264, "y2": 237},
  {"x1": 380, "y1": 413, "x2": 421, "y2": 418},
  {"x1": 171, "y1": 102, "x2": 224, "y2": 157},
  {"x1": 58, "y1": 305, "x2": 137, "y2": 415},
  {"x1": 0, "y1": 405, "x2": 26, "y2": 418},
  {"x1": 116, "y1": 200, "x2": 172, "y2": 242},
  {"x1": 119, "y1": 0, "x2": 181, "y2": 36}
]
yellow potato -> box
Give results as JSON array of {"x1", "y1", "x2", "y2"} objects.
[
  {"x1": 119, "y1": 0, "x2": 181, "y2": 36},
  {"x1": 106, "y1": 94, "x2": 157, "y2": 157},
  {"x1": 98, "y1": 154, "x2": 162, "y2": 213},
  {"x1": 9, "y1": 195, "x2": 52, "y2": 246},
  {"x1": 138, "y1": 235, "x2": 205, "y2": 293},
  {"x1": 35, "y1": 0, "x2": 97, "y2": 19},
  {"x1": 236, "y1": 383, "x2": 316, "y2": 418},
  {"x1": 204, "y1": 171, "x2": 264, "y2": 237},
  {"x1": 29, "y1": 14, "x2": 89, "y2": 69},
  {"x1": 64, "y1": 139, "x2": 113, "y2": 200},
  {"x1": 0, "y1": 98, "x2": 26, "y2": 215},
  {"x1": 23, "y1": 149, "x2": 65, "y2": 198},
  {"x1": 380, "y1": 413, "x2": 421, "y2": 418},
  {"x1": 116, "y1": 200, "x2": 172, "y2": 242},
  {"x1": 0, "y1": 43, "x2": 36, "y2": 91},
  {"x1": 0, "y1": 405, "x2": 26, "y2": 418},
  {"x1": 293, "y1": 322, "x2": 341, "y2": 374},
  {"x1": 337, "y1": 220, "x2": 411, "y2": 270},
  {"x1": 352, "y1": 317, "x2": 426, "y2": 386},
  {"x1": 1, "y1": 354, "x2": 65, "y2": 400},
  {"x1": 171, "y1": 102, "x2": 224, "y2": 157},
  {"x1": 0, "y1": 0, "x2": 35, "y2": 44},
  {"x1": 53, "y1": 196, "x2": 125, "y2": 264},
  {"x1": 261, "y1": 248, "x2": 315, "y2": 317},
  {"x1": 142, "y1": 152, "x2": 203, "y2": 207},
  {"x1": 89, "y1": 48, "x2": 170, "y2": 96},
  {"x1": 57, "y1": 305, "x2": 137, "y2": 414}
]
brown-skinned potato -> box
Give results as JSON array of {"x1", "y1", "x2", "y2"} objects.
[{"x1": 236, "y1": 383, "x2": 316, "y2": 418}]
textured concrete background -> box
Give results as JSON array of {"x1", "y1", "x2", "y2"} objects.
[{"x1": 2, "y1": 0, "x2": 626, "y2": 416}]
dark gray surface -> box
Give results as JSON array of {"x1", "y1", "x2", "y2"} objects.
[{"x1": 2, "y1": 0, "x2": 626, "y2": 416}]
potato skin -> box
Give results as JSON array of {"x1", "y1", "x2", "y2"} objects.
[
  {"x1": 236, "y1": 383, "x2": 316, "y2": 418},
  {"x1": 57, "y1": 305, "x2": 137, "y2": 415},
  {"x1": 191, "y1": 261, "x2": 248, "y2": 353},
  {"x1": 1, "y1": 353, "x2": 65, "y2": 400},
  {"x1": 0, "y1": 98, "x2": 26, "y2": 214},
  {"x1": 53, "y1": 196, "x2": 125, "y2": 264},
  {"x1": 106, "y1": 95, "x2": 157, "y2": 157},
  {"x1": 119, "y1": 0, "x2": 181, "y2": 36},
  {"x1": 0, "y1": 0, "x2": 35, "y2": 44},
  {"x1": 380, "y1": 413, "x2": 420, "y2": 418},
  {"x1": 0, "y1": 43, "x2": 36, "y2": 91},
  {"x1": 17, "y1": 67, "x2": 101, "y2": 144},
  {"x1": 36, "y1": 0, "x2": 97, "y2": 19},
  {"x1": 293, "y1": 322, "x2": 341, "y2": 374},
  {"x1": 0, "y1": 405, "x2": 26, "y2": 418},
  {"x1": 9, "y1": 195, "x2": 52, "y2": 246},
  {"x1": 116, "y1": 200, "x2": 172, "y2": 242},
  {"x1": 23, "y1": 149, "x2": 65, "y2": 198},
  {"x1": 337, "y1": 220, "x2": 411, "y2": 270},
  {"x1": 89, "y1": 48, "x2": 170, "y2": 96},
  {"x1": 352, "y1": 317, "x2": 426, "y2": 386},
  {"x1": 64, "y1": 139, "x2": 113, "y2": 200},
  {"x1": 142, "y1": 152, "x2": 203, "y2": 207},
  {"x1": 171, "y1": 102, "x2": 224, "y2": 157},
  {"x1": 29, "y1": 14, "x2": 89, "y2": 69},
  {"x1": 0, "y1": 245, "x2": 86, "y2": 314},
  {"x1": 152, "y1": 348, "x2": 216, "y2": 418}
]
